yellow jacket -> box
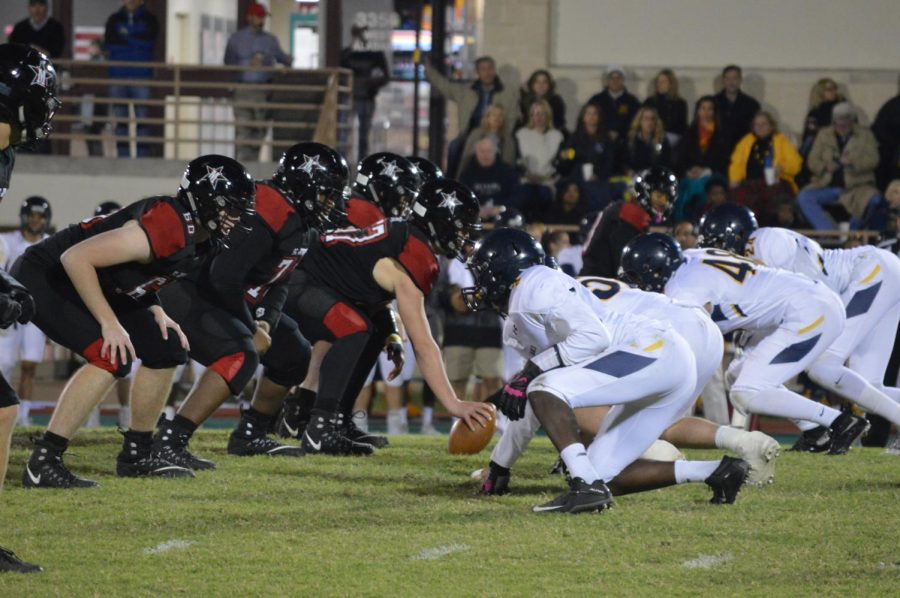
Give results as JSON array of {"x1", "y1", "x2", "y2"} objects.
[{"x1": 728, "y1": 132, "x2": 803, "y2": 193}]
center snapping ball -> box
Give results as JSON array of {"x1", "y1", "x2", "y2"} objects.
[{"x1": 448, "y1": 403, "x2": 496, "y2": 455}]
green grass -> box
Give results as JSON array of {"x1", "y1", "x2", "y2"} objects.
[{"x1": 1, "y1": 429, "x2": 899, "y2": 596}]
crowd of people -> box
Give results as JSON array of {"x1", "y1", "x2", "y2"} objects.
[{"x1": 425, "y1": 58, "x2": 900, "y2": 237}]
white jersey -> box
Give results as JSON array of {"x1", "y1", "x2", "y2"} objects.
[
  {"x1": 503, "y1": 265, "x2": 666, "y2": 371},
  {"x1": 747, "y1": 227, "x2": 864, "y2": 294},
  {"x1": 577, "y1": 275, "x2": 708, "y2": 326},
  {"x1": 0, "y1": 230, "x2": 46, "y2": 269},
  {"x1": 665, "y1": 247, "x2": 818, "y2": 334}
]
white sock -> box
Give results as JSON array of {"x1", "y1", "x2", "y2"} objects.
[
  {"x1": 791, "y1": 418, "x2": 821, "y2": 432},
  {"x1": 422, "y1": 406, "x2": 433, "y2": 427},
  {"x1": 118, "y1": 406, "x2": 131, "y2": 428},
  {"x1": 744, "y1": 388, "x2": 841, "y2": 427},
  {"x1": 674, "y1": 460, "x2": 720, "y2": 484},
  {"x1": 851, "y1": 383, "x2": 900, "y2": 426},
  {"x1": 714, "y1": 426, "x2": 744, "y2": 453},
  {"x1": 812, "y1": 364, "x2": 900, "y2": 426},
  {"x1": 876, "y1": 384, "x2": 900, "y2": 404},
  {"x1": 560, "y1": 443, "x2": 599, "y2": 483}
]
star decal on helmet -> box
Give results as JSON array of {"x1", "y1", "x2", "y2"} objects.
[
  {"x1": 29, "y1": 63, "x2": 52, "y2": 88},
  {"x1": 377, "y1": 158, "x2": 402, "y2": 178},
  {"x1": 299, "y1": 154, "x2": 322, "y2": 174},
  {"x1": 200, "y1": 165, "x2": 230, "y2": 190},
  {"x1": 438, "y1": 191, "x2": 461, "y2": 212}
]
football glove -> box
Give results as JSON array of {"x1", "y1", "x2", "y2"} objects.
[{"x1": 493, "y1": 361, "x2": 541, "y2": 421}]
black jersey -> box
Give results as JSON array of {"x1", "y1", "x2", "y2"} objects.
[
  {"x1": 302, "y1": 219, "x2": 439, "y2": 307},
  {"x1": 580, "y1": 200, "x2": 651, "y2": 278},
  {"x1": 25, "y1": 195, "x2": 208, "y2": 303},
  {"x1": 202, "y1": 181, "x2": 316, "y2": 328}
]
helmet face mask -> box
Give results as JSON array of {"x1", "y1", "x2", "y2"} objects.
[
  {"x1": 20, "y1": 196, "x2": 51, "y2": 235},
  {"x1": 462, "y1": 228, "x2": 546, "y2": 315},
  {"x1": 633, "y1": 167, "x2": 678, "y2": 218},
  {"x1": 410, "y1": 179, "x2": 481, "y2": 261},
  {"x1": 697, "y1": 204, "x2": 759, "y2": 254},
  {"x1": 354, "y1": 153, "x2": 421, "y2": 219}
]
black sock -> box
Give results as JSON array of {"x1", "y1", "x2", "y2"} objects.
[
  {"x1": 240, "y1": 406, "x2": 273, "y2": 431},
  {"x1": 121, "y1": 430, "x2": 153, "y2": 460},
  {"x1": 170, "y1": 414, "x2": 199, "y2": 436},
  {"x1": 296, "y1": 388, "x2": 316, "y2": 421},
  {"x1": 41, "y1": 431, "x2": 70, "y2": 452}
]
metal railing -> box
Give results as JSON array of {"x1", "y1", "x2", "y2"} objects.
[{"x1": 50, "y1": 59, "x2": 353, "y2": 160}]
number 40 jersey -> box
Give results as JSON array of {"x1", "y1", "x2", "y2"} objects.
[{"x1": 664, "y1": 247, "x2": 829, "y2": 334}]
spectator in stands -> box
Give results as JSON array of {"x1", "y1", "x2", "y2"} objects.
[
  {"x1": 224, "y1": 2, "x2": 291, "y2": 162},
  {"x1": 800, "y1": 78, "x2": 843, "y2": 159},
  {"x1": 587, "y1": 66, "x2": 640, "y2": 142},
  {"x1": 642, "y1": 69, "x2": 687, "y2": 147},
  {"x1": 544, "y1": 181, "x2": 586, "y2": 229},
  {"x1": 872, "y1": 76, "x2": 900, "y2": 188},
  {"x1": 887, "y1": 179, "x2": 900, "y2": 212},
  {"x1": 8, "y1": 0, "x2": 65, "y2": 59},
  {"x1": 541, "y1": 230, "x2": 575, "y2": 275},
  {"x1": 715, "y1": 65, "x2": 760, "y2": 153},
  {"x1": 673, "y1": 221, "x2": 698, "y2": 249},
  {"x1": 456, "y1": 104, "x2": 516, "y2": 178},
  {"x1": 341, "y1": 25, "x2": 389, "y2": 161},
  {"x1": 622, "y1": 107, "x2": 674, "y2": 175},
  {"x1": 797, "y1": 102, "x2": 883, "y2": 230},
  {"x1": 674, "y1": 96, "x2": 730, "y2": 220},
  {"x1": 729, "y1": 110, "x2": 802, "y2": 225},
  {"x1": 104, "y1": 0, "x2": 160, "y2": 158},
  {"x1": 516, "y1": 99, "x2": 564, "y2": 221},
  {"x1": 424, "y1": 54, "x2": 517, "y2": 178},
  {"x1": 556, "y1": 103, "x2": 616, "y2": 211},
  {"x1": 459, "y1": 134, "x2": 520, "y2": 209},
  {"x1": 774, "y1": 195, "x2": 805, "y2": 229},
  {"x1": 517, "y1": 69, "x2": 567, "y2": 134}
]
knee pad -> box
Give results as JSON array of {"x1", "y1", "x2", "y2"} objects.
[
  {"x1": 322, "y1": 303, "x2": 370, "y2": 339},
  {"x1": 82, "y1": 338, "x2": 132, "y2": 378},
  {"x1": 806, "y1": 355, "x2": 841, "y2": 387},
  {"x1": 140, "y1": 334, "x2": 190, "y2": 371},
  {"x1": 209, "y1": 350, "x2": 260, "y2": 395},
  {"x1": 263, "y1": 338, "x2": 311, "y2": 388}
]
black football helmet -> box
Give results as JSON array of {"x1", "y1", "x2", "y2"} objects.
[
  {"x1": 354, "y1": 152, "x2": 422, "y2": 218},
  {"x1": 94, "y1": 201, "x2": 122, "y2": 217},
  {"x1": 633, "y1": 166, "x2": 678, "y2": 217},
  {"x1": 273, "y1": 142, "x2": 349, "y2": 227},
  {"x1": 462, "y1": 228, "x2": 546, "y2": 312},
  {"x1": 410, "y1": 179, "x2": 481, "y2": 260},
  {"x1": 0, "y1": 44, "x2": 60, "y2": 148},
  {"x1": 19, "y1": 196, "x2": 51, "y2": 233},
  {"x1": 406, "y1": 156, "x2": 444, "y2": 186},
  {"x1": 698, "y1": 204, "x2": 759, "y2": 254},
  {"x1": 177, "y1": 155, "x2": 256, "y2": 250},
  {"x1": 618, "y1": 233, "x2": 684, "y2": 292}
]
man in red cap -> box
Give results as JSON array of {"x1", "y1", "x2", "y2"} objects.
[{"x1": 224, "y1": 2, "x2": 291, "y2": 162}]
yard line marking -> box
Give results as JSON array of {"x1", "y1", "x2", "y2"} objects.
[
  {"x1": 144, "y1": 540, "x2": 197, "y2": 555},
  {"x1": 410, "y1": 544, "x2": 470, "y2": 561},
  {"x1": 682, "y1": 553, "x2": 733, "y2": 569}
]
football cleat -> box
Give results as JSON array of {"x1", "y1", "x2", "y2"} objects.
[
  {"x1": 153, "y1": 427, "x2": 216, "y2": 471},
  {"x1": 276, "y1": 400, "x2": 307, "y2": 440},
  {"x1": 479, "y1": 462, "x2": 511, "y2": 496},
  {"x1": 789, "y1": 426, "x2": 832, "y2": 452},
  {"x1": 116, "y1": 454, "x2": 195, "y2": 478},
  {"x1": 0, "y1": 547, "x2": 42, "y2": 574},
  {"x1": 227, "y1": 432, "x2": 305, "y2": 457},
  {"x1": 705, "y1": 456, "x2": 751, "y2": 504},
  {"x1": 340, "y1": 412, "x2": 389, "y2": 448},
  {"x1": 733, "y1": 431, "x2": 780, "y2": 486},
  {"x1": 22, "y1": 441, "x2": 98, "y2": 489},
  {"x1": 302, "y1": 410, "x2": 374, "y2": 456},
  {"x1": 532, "y1": 477, "x2": 614, "y2": 514},
  {"x1": 827, "y1": 412, "x2": 870, "y2": 455},
  {"x1": 884, "y1": 434, "x2": 900, "y2": 456}
]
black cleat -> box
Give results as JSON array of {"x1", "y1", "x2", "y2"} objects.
[
  {"x1": 153, "y1": 427, "x2": 216, "y2": 471},
  {"x1": 0, "y1": 547, "x2": 42, "y2": 574},
  {"x1": 827, "y1": 412, "x2": 871, "y2": 455},
  {"x1": 341, "y1": 412, "x2": 389, "y2": 449},
  {"x1": 276, "y1": 401, "x2": 307, "y2": 440},
  {"x1": 705, "y1": 456, "x2": 751, "y2": 504},
  {"x1": 532, "y1": 477, "x2": 614, "y2": 514},
  {"x1": 302, "y1": 410, "x2": 374, "y2": 456},
  {"x1": 116, "y1": 454, "x2": 195, "y2": 478},
  {"x1": 22, "y1": 440, "x2": 98, "y2": 489},
  {"x1": 227, "y1": 432, "x2": 305, "y2": 457},
  {"x1": 789, "y1": 426, "x2": 831, "y2": 452}
]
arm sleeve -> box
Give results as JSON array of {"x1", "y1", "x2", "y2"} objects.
[
  {"x1": 0, "y1": 267, "x2": 26, "y2": 295},
  {"x1": 424, "y1": 61, "x2": 459, "y2": 103},
  {"x1": 851, "y1": 129, "x2": 880, "y2": 172},
  {"x1": 104, "y1": 15, "x2": 123, "y2": 46},
  {"x1": 728, "y1": 136, "x2": 750, "y2": 184},
  {"x1": 207, "y1": 229, "x2": 274, "y2": 328},
  {"x1": 806, "y1": 129, "x2": 829, "y2": 175},
  {"x1": 275, "y1": 38, "x2": 292, "y2": 66},
  {"x1": 529, "y1": 293, "x2": 612, "y2": 371},
  {"x1": 371, "y1": 305, "x2": 400, "y2": 338},
  {"x1": 778, "y1": 135, "x2": 803, "y2": 178},
  {"x1": 223, "y1": 36, "x2": 237, "y2": 65},
  {"x1": 255, "y1": 281, "x2": 288, "y2": 329}
]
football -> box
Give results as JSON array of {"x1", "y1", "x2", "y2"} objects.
[{"x1": 448, "y1": 403, "x2": 497, "y2": 455}]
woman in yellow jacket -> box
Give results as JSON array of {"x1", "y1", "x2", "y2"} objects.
[{"x1": 728, "y1": 111, "x2": 803, "y2": 224}]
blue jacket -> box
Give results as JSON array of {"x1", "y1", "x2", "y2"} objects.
[{"x1": 104, "y1": 7, "x2": 159, "y2": 79}]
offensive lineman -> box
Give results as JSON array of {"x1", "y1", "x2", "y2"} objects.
[{"x1": 619, "y1": 232, "x2": 870, "y2": 455}]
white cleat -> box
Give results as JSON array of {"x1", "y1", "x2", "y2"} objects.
[
  {"x1": 735, "y1": 431, "x2": 781, "y2": 486},
  {"x1": 884, "y1": 434, "x2": 900, "y2": 456}
]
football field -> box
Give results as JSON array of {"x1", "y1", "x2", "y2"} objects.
[{"x1": 2, "y1": 429, "x2": 898, "y2": 596}]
